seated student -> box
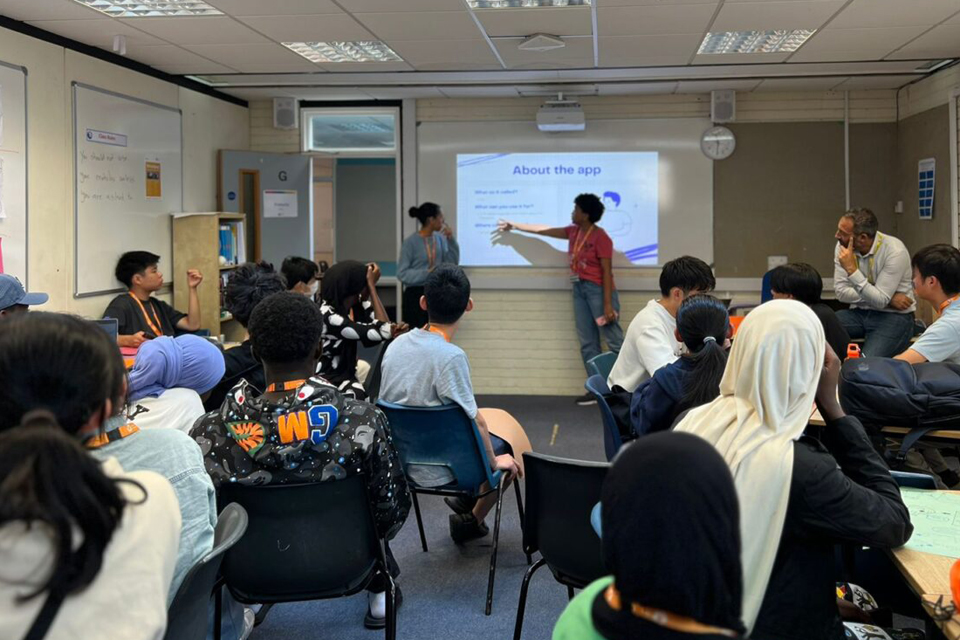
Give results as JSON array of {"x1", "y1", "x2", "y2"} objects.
[
  {"x1": 0, "y1": 273, "x2": 47, "y2": 319},
  {"x1": 770, "y1": 262, "x2": 851, "y2": 360},
  {"x1": 190, "y1": 292, "x2": 410, "y2": 630},
  {"x1": 318, "y1": 260, "x2": 407, "y2": 399},
  {"x1": 127, "y1": 334, "x2": 225, "y2": 433},
  {"x1": 281, "y1": 255, "x2": 320, "y2": 297},
  {"x1": 0, "y1": 312, "x2": 180, "y2": 640},
  {"x1": 630, "y1": 294, "x2": 729, "y2": 438},
  {"x1": 379, "y1": 264, "x2": 526, "y2": 543},
  {"x1": 204, "y1": 262, "x2": 287, "y2": 411},
  {"x1": 104, "y1": 251, "x2": 204, "y2": 348},
  {"x1": 608, "y1": 256, "x2": 716, "y2": 394},
  {"x1": 896, "y1": 244, "x2": 960, "y2": 365},
  {"x1": 554, "y1": 431, "x2": 746, "y2": 640},
  {"x1": 675, "y1": 301, "x2": 912, "y2": 640}
]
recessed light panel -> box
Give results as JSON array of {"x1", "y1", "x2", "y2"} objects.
[
  {"x1": 468, "y1": 0, "x2": 591, "y2": 8},
  {"x1": 284, "y1": 42, "x2": 403, "y2": 64},
  {"x1": 72, "y1": 0, "x2": 222, "y2": 17},
  {"x1": 698, "y1": 30, "x2": 816, "y2": 55}
]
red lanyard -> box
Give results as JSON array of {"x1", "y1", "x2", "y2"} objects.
[
  {"x1": 423, "y1": 235, "x2": 437, "y2": 270},
  {"x1": 427, "y1": 325, "x2": 451, "y2": 342},
  {"x1": 265, "y1": 379, "x2": 306, "y2": 393},
  {"x1": 939, "y1": 295, "x2": 959, "y2": 315},
  {"x1": 86, "y1": 423, "x2": 140, "y2": 449},
  {"x1": 129, "y1": 292, "x2": 164, "y2": 337},
  {"x1": 570, "y1": 227, "x2": 594, "y2": 273}
]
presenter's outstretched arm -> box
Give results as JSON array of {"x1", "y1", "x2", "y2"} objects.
[{"x1": 498, "y1": 219, "x2": 567, "y2": 239}]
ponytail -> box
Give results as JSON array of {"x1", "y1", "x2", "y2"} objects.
[
  {"x1": 408, "y1": 202, "x2": 441, "y2": 226},
  {"x1": 675, "y1": 294, "x2": 730, "y2": 413}
]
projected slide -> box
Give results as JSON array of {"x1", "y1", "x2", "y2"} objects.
[{"x1": 457, "y1": 152, "x2": 658, "y2": 267}]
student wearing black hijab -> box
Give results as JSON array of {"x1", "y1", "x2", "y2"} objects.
[
  {"x1": 317, "y1": 260, "x2": 407, "y2": 399},
  {"x1": 554, "y1": 431, "x2": 747, "y2": 640}
]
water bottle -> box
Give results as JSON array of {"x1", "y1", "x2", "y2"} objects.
[{"x1": 847, "y1": 343, "x2": 861, "y2": 359}]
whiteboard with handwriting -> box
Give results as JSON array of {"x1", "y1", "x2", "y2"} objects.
[
  {"x1": 73, "y1": 83, "x2": 182, "y2": 297},
  {"x1": 0, "y1": 62, "x2": 27, "y2": 284}
]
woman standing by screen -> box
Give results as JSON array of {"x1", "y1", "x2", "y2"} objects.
[{"x1": 398, "y1": 202, "x2": 460, "y2": 328}]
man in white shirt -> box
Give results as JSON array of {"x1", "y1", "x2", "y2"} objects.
[
  {"x1": 896, "y1": 244, "x2": 960, "y2": 365},
  {"x1": 834, "y1": 208, "x2": 916, "y2": 357},
  {"x1": 607, "y1": 256, "x2": 716, "y2": 393}
]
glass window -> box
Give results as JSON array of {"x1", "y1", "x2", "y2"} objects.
[{"x1": 303, "y1": 110, "x2": 397, "y2": 154}]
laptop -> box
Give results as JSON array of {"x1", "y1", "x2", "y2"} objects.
[{"x1": 94, "y1": 318, "x2": 119, "y2": 344}]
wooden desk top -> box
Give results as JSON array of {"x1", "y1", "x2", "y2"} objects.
[
  {"x1": 806, "y1": 412, "x2": 960, "y2": 441},
  {"x1": 891, "y1": 544, "x2": 957, "y2": 596}
]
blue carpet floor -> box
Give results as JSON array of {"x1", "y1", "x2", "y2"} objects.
[{"x1": 250, "y1": 394, "x2": 605, "y2": 640}]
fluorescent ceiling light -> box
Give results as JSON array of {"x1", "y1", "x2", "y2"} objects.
[
  {"x1": 698, "y1": 30, "x2": 816, "y2": 55},
  {"x1": 468, "y1": 0, "x2": 591, "y2": 8},
  {"x1": 71, "y1": 0, "x2": 222, "y2": 17},
  {"x1": 284, "y1": 41, "x2": 403, "y2": 63}
]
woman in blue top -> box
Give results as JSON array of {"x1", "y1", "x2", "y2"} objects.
[{"x1": 398, "y1": 202, "x2": 460, "y2": 328}]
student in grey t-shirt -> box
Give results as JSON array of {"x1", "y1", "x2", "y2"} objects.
[
  {"x1": 896, "y1": 244, "x2": 960, "y2": 365},
  {"x1": 380, "y1": 264, "x2": 524, "y2": 544}
]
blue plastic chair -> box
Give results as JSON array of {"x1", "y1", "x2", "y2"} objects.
[
  {"x1": 891, "y1": 470, "x2": 938, "y2": 489},
  {"x1": 376, "y1": 401, "x2": 526, "y2": 615},
  {"x1": 584, "y1": 375, "x2": 624, "y2": 462},
  {"x1": 586, "y1": 352, "x2": 617, "y2": 381}
]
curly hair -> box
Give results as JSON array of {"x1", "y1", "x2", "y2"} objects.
[
  {"x1": 225, "y1": 261, "x2": 287, "y2": 327},
  {"x1": 248, "y1": 291, "x2": 322, "y2": 365}
]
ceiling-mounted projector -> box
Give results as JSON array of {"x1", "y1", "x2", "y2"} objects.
[{"x1": 537, "y1": 97, "x2": 585, "y2": 132}]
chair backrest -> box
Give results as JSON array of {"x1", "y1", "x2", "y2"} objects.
[
  {"x1": 586, "y1": 352, "x2": 617, "y2": 381},
  {"x1": 891, "y1": 470, "x2": 938, "y2": 489},
  {"x1": 164, "y1": 503, "x2": 249, "y2": 640},
  {"x1": 377, "y1": 400, "x2": 496, "y2": 492},
  {"x1": 522, "y1": 452, "x2": 609, "y2": 587},
  {"x1": 218, "y1": 476, "x2": 382, "y2": 603},
  {"x1": 761, "y1": 270, "x2": 773, "y2": 303},
  {"x1": 584, "y1": 374, "x2": 623, "y2": 462}
]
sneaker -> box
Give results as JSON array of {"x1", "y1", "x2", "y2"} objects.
[
  {"x1": 239, "y1": 608, "x2": 255, "y2": 640},
  {"x1": 443, "y1": 495, "x2": 477, "y2": 515},
  {"x1": 575, "y1": 392, "x2": 597, "y2": 406},
  {"x1": 363, "y1": 586, "x2": 403, "y2": 630},
  {"x1": 449, "y1": 513, "x2": 490, "y2": 544}
]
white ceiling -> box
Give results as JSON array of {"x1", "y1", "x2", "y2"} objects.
[{"x1": 1, "y1": 0, "x2": 958, "y2": 99}]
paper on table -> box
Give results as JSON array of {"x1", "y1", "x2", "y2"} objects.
[{"x1": 901, "y1": 488, "x2": 960, "y2": 558}]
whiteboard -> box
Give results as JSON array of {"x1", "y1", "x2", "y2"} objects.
[
  {"x1": 0, "y1": 61, "x2": 27, "y2": 284},
  {"x1": 418, "y1": 119, "x2": 713, "y2": 269},
  {"x1": 74, "y1": 83, "x2": 182, "y2": 297}
]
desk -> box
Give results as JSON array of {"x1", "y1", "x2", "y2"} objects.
[
  {"x1": 921, "y1": 595, "x2": 960, "y2": 640},
  {"x1": 807, "y1": 411, "x2": 960, "y2": 443}
]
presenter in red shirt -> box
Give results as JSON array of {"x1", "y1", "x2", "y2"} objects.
[{"x1": 499, "y1": 193, "x2": 624, "y2": 404}]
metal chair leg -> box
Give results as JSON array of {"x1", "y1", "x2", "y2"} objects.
[
  {"x1": 567, "y1": 585, "x2": 575, "y2": 601},
  {"x1": 411, "y1": 491, "x2": 428, "y2": 552},
  {"x1": 254, "y1": 603, "x2": 273, "y2": 626},
  {"x1": 512, "y1": 558, "x2": 546, "y2": 640},
  {"x1": 214, "y1": 585, "x2": 223, "y2": 640},
  {"x1": 385, "y1": 574, "x2": 397, "y2": 640},
  {"x1": 485, "y1": 480, "x2": 506, "y2": 615},
  {"x1": 513, "y1": 480, "x2": 531, "y2": 565}
]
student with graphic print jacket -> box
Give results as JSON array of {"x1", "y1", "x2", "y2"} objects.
[{"x1": 190, "y1": 292, "x2": 411, "y2": 630}]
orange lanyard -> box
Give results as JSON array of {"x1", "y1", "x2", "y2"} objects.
[
  {"x1": 265, "y1": 379, "x2": 306, "y2": 393},
  {"x1": 423, "y1": 235, "x2": 437, "y2": 270},
  {"x1": 128, "y1": 292, "x2": 164, "y2": 337},
  {"x1": 604, "y1": 584, "x2": 738, "y2": 637},
  {"x1": 86, "y1": 423, "x2": 140, "y2": 449},
  {"x1": 939, "y1": 295, "x2": 960, "y2": 315},
  {"x1": 570, "y1": 226, "x2": 594, "y2": 272},
  {"x1": 427, "y1": 325, "x2": 451, "y2": 342}
]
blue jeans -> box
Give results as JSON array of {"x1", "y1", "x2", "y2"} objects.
[
  {"x1": 572, "y1": 280, "x2": 624, "y2": 373},
  {"x1": 836, "y1": 308, "x2": 914, "y2": 357}
]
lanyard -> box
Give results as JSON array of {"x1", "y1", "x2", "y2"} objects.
[
  {"x1": 128, "y1": 292, "x2": 164, "y2": 337},
  {"x1": 86, "y1": 423, "x2": 140, "y2": 449},
  {"x1": 862, "y1": 234, "x2": 884, "y2": 286},
  {"x1": 604, "y1": 584, "x2": 738, "y2": 637},
  {"x1": 570, "y1": 226, "x2": 594, "y2": 273},
  {"x1": 423, "y1": 235, "x2": 437, "y2": 270},
  {"x1": 939, "y1": 295, "x2": 960, "y2": 315},
  {"x1": 265, "y1": 379, "x2": 306, "y2": 393},
  {"x1": 427, "y1": 325, "x2": 451, "y2": 342}
]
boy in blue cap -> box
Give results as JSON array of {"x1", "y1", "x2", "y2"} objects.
[{"x1": 0, "y1": 274, "x2": 47, "y2": 318}]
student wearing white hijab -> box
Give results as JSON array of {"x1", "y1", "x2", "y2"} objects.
[{"x1": 675, "y1": 300, "x2": 912, "y2": 640}]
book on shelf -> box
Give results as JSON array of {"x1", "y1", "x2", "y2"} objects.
[{"x1": 218, "y1": 221, "x2": 247, "y2": 266}]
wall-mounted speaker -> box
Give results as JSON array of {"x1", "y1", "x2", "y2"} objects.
[
  {"x1": 273, "y1": 97, "x2": 298, "y2": 130},
  {"x1": 710, "y1": 89, "x2": 736, "y2": 123}
]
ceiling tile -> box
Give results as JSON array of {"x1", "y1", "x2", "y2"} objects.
[
  {"x1": 599, "y1": 33, "x2": 703, "y2": 59},
  {"x1": 353, "y1": 11, "x2": 480, "y2": 41},
  {"x1": 24, "y1": 18, "x2": 168, "y2": 47},
  {"x1": 832, "y1": 74, "x2": 922, "y2": 89},
  {"x1": 476, "y1": 7, "x2": 593, "y2": 38},
  {"x1": 797, "y1": 26, "x2": 928, "y2": 53},
  {"x1": 692, "y1": 52, "x2": 791, "y2": 64},
  {"x1": 675, "y1": 79, "x2": 763, "y2": 93},
  {"x1": 236, "y1": 15, "x2": 375, "y2": 42},
  {"x1": 315, "y1": 61, "x2": 414, "y2": 71},
  {"x1": 363, "y1": 87, "x2": 446, "y2": 98},
  {"x1": 829, "y1": 0, "x2": 960, "y2": 29},
  {"x1": 221, "y1": 88, "x2": 299, "y2": 100},
  {"x1": 205, "y1": 0, "x2": 342, "y2": 15},
  {"x1": 438, "y1": 86, "x2": 521, "y2": 97},
  {"x1": 123, "y1": 43, "x2": 226, "y2": 67},
  {"x1": 599, "y1": 0, "x2": 717, "y2": 5},
  {"x1": 754, "y1": 77, "x2": 847, "y2": 91},
  {"x1": 286, "y1": 88, "x2": 378, "y2": 100},
  {"x1": 389, "y1": 40, "x2": 501, "y2": 68},
  {"x1": 710, "y1": 0, "x2": 846, "y2": 32},
  {"x1": 495, "y1": 36, "x2": 594, "y2": 68},
  {"x1": 337, "y1": 0, "x2": 464, "y2": 11},
  {"x1": 184, "y1": 43, "x2": 322, "y2": 71},
  {"x1": 597, "y1": 81, "x2": 678, "y2": 94},
  {"x1": 886, "y1": 23, "x2": 960, "y2": 59},
  {"x1": 600, "y1": 54, "x2": 692, "y2": 67},
  {"x1": 788, "y1": 49, "x2": 888, "y2": 63},
  {"x1": 0, "y1": 0, "x2": 106, "y2": 20},
  {"x1": 154, "y1": 62, "x2": 239, "y2": 74},
  {"x1": 118, "y1": 16, "x2": 269, "y2": 45},
  {"x1": 598, "y1": 4, "x2": 718, "y2": 36}
]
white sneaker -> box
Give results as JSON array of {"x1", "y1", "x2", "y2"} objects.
[{"x1": 239, "y1": 607, "x2": 255, "y2": 640}]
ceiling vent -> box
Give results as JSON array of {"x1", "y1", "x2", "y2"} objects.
[{"x1": 518, "y1": 33, "x2": 566, "y2": 52}]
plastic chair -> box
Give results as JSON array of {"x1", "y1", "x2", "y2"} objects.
[
  {"x1": 586, "y1": 352, "x2": 617, "y2": 381},
  {"x1": 217, "y1": 476, "x2": 398, "y2": 640},
  {"x1": 164, "y1": 503, "x2": 248, "y2": 640},
  {"x1": 584, "y1": 374, "x2": 624, "y2": 462},
  {"x1": 513, "y1": 452, "x2": 610, "y2": 640},
  {"x1": 891, "y1": 470, "x2": 938, "y2": 489},
  {"x1": 376, "y1": 400, "x2": 526, "y2": 615}
]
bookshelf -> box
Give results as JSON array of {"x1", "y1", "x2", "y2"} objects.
[{"x1": 172, "y1": 212, "x2": 247, "y2": 342}]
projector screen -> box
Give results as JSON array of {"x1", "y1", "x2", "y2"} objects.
[
  {"x1": 457, "y1": 152, "x2": 659, "y2": 266},
  {"x1": 417, "y1": 119, "x2": 713, "y2": 270}
]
